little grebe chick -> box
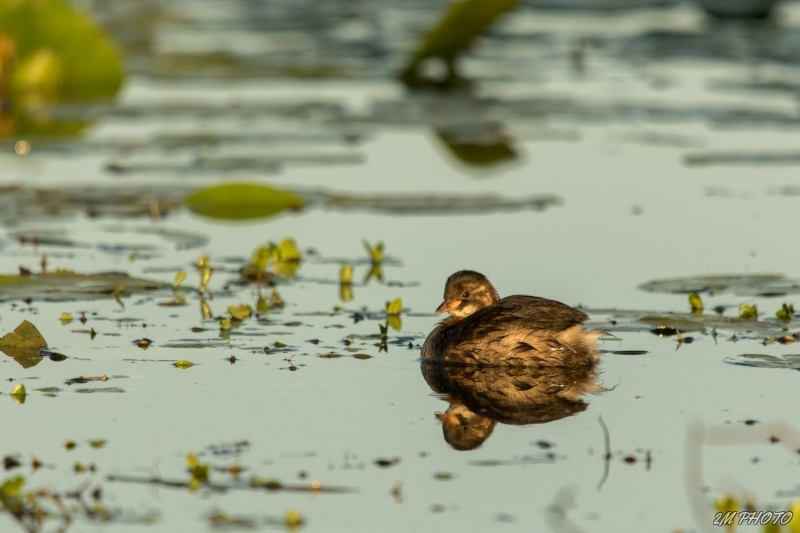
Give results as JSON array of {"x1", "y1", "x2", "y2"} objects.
[{"x1": 421, "y1": 270, "x2": 604, "y2": 367}]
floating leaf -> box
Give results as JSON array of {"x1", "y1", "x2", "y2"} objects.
[
  {"x1": 688, "y1": 291, "x2": 703, "y2": 313},
  {"x1": 386, "y1": 298, "x2": 402, "y2": 316},
  {"x1": 363, "y1": 240, "x2": 384, "y2": 263},
  {"x1": 256, "y1": 296, "x2": 270, "y2": 312},
  {"x1": 198, "y1": 267, "x2": 213, "y2": 295},
  {"x1": 184, "y1": 183, "x2": 303, "y2": 221},
  {"x1": 0, "y1": 476, "x2": 24, "y2": 499},
  {"x1": 0, "y1": 320, "x2": 47, "y2": 368},
  {"x1": 776, "y1": 303, "x2": 794, "y2": 321},
  {"x1": 725, "y1": 353, "x2": 800, "y2": 370},
  {"x1": 400, "y1": 0, "x2": 519, "y2": 86},
  {"x1": 219, "y1": 317, "x2": 231, "y2": 331},
  {"x1": 228, "y1": 306, "x2": 244, "y2": 321},
  {"x1": 340, "y1": 265, "x2": 354, "y2": 284},
  {"x1": 60, "y1": 312, "x2": 73, "y2": 324},
  {"x1": 173, "y1": 360, "x2": 194, "y2": 369},
  {"x1": 173, "y1": 270, "x2": 187, "y2": 289},
  {"x1": 9, "y1": 384, "x2": 25, "y2": 404},
  {"x1": 89, "y1": 440, "x2": 106, "y2": 449},
  {"x1": 0, "y1": 271, "x2": 169, "y2": 301},
  {"x1": 186, "y1": 453, "x2": 210, "y2": 491},
  {"x1": 277, "y1": 239, "x2": 301, "y2": 263},
  {"x1": 640, "y1": 274, "x2": 800, "y2": 297},
  {"x1": 739, "y1": 304, "x2": 758, "y2": 320},
  {"x1": 284, "y1": 510, "x2": 303, "y2": 529}
]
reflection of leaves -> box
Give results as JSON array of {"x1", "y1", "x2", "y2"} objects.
[
  {"x1": 184, "y1": 183, "x2": 304, "y2": 221},
  {"x1": 436, "y1": 128, "x2": 516, "y2": 168}
]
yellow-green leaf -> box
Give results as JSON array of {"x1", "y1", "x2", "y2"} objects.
[
  {"x1": 776, "y1": 303, "x2": 794, "y2": 321},
  {"x1": 228, "y1": 305, "x2": 244, "y2": 321},
  {"x1": 386, "y1": 298, "x2": 402, "y2": 316},
  {"x1": 184, "y1": 183, "x2": 304, "y2": 220},
  {"x1": 363, "y1": 240, "x2": 384, "y2": 263},
  {"x1": 340, "y1": 264, "x2": 354, "y2": 284},
  {"x1": 173, "y1": 270, "x2": 187, "y2": 289},
  {"x1": 10, "y1": 383, "x2": 26, "y2": 404},
  {"x1": 277, "y1": 239, "x2": 301, "y2": 262},
  {"x1": 173, "y1": 360, "x2": 194, "y2": 369},
  {"x1": 739, "y1": 304, "x2": 758, "y2": 320},
  {"x1": 688, "y1": 291, "x2": 703, "y2": 312},
  {"x1": 60, "y1": 312, "x2": 73, "y2": 324}
]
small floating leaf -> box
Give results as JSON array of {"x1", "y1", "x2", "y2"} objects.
[
  {"x1": 60, "y1": 312, "x2": 73, "y2": 324},
  {"x1": 10, "y1": 384, "x2": 26, "y2": 404},
  {"x1": 363, "y1": 240, "x2": 384, "y2": 263},
  {"x1": 219, "y1": 317, "x2": 231, "y2": 331},
  {"x1": 228, "y1": 306, "x2": 244, "y2": 321},
  {"x1": 65, "y1": 440, "x2": 76, "y2": 451},
  {"x1": 284, "y1": 510, "x2": 303, "y2": 529},
  {"x1": 688, "y1": 291, "x2": 703, "y2": 313},
  {"x1": 173, "y1": 360, "x2": 194, "y2": 369},
  {"x1": 277, "y1": 239, "x2": 301, "y2": 263},
  {"x1": 0, "y1": 320, "x2": 47, "y2": 369},
  {"x1": 173, "y1": 270, "x2": 187, "y2": 289},
  {"x1": 199, "y1": 267, "x2": 213, "y2": 295},
  {"x1": 184, "y1": 183, "x2": 304, "y2": 220},
  {"x1": 739, "y1": 304, "x2": 758, "y2": 320},
  {"x1": 386, "y1": 298, "x2": 402, "y2": 316},
  {"x1": 340, "y1": 264, "x2": 354, "y2": 284},
  {"x1": 89, "y1": 440, "x2": 106, "y2": 449},
  {"x1": 776, "y1": 303, "x2": 794, "y2": 321}
]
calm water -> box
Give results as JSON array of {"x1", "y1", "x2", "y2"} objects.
[{"x1": 3, "y1": 1, "x2": 800, "y2": 532}]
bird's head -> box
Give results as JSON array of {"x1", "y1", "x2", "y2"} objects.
[{"x1": 435, "y1": 270, "x2": 500, "y2": 318}]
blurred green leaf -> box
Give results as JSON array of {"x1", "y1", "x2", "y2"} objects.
[
  {"x1": 340, "y1": 265, "x2": 354, "y2": 284},
  {"x1": 363, "y1": 240, "x2": 384, "y2": 263},
  {"x1": 0, "y1": 0, "x2": 124, "y2": 100},
  {"x1": 173, "y1": 270, "x2": 187, "y2": 289},
  {"x1": 776, "y1": 303, "x2": 794, "y2": 321},
  {"x1": 173, "y1": 360, "x2": 194, "y2": 369},
  {"x1": 688, "y1": 291, "x2": 703, "y2": 312},
  {"x1": 739, "y1": 304, "x2": 758, "y2": 320},
  {"x1": 184, "y1": 183, "x2": 304, "y2": 220},
  {"x1": 401, "y1": 0, "x2": 518, "y2": 83},
  {"x1": 386, "y1": 298, "x2": 402, "y2": 316}
]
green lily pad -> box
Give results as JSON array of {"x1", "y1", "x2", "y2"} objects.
[
  {"x1": 184, "y1": 183, "x2": 304, "y2": 221},
  {"x1": 0, "y1": 271, "x2": 171, "y2": 301},
  {"x1": 0, "y1": 321, "x2": 47, "y2": 369},
  {"x1": 640, "y1": 274, "x2": 800, "y2": 297}
]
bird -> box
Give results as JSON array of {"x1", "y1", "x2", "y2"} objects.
[{"x1": 421, "y1": 270, "x2": 605, "y2": 367}]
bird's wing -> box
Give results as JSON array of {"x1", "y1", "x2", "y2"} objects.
[{"x1": 449, "y1": 295, "x2": 589, "y2": 342}]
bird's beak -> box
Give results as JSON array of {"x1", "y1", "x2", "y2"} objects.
[{"x1": 435, "y1": 299, "x2": 461, "y2": 314}]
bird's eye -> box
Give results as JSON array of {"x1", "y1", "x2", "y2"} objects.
[{"x1": 462, "y1": 291, "x2": 469, "y2": 299}]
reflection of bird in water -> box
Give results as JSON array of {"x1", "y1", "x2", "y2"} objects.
[
  {"x1": 422, "y1": 271, "x2": 605, "y2": 366},
  {"x1": 422, "y1": 362, "x2": 603, "y2": 450}
]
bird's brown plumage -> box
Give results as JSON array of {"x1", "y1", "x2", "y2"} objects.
[{"x1": 422, "y1": 272, "x2": 603, "y2": 366}]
